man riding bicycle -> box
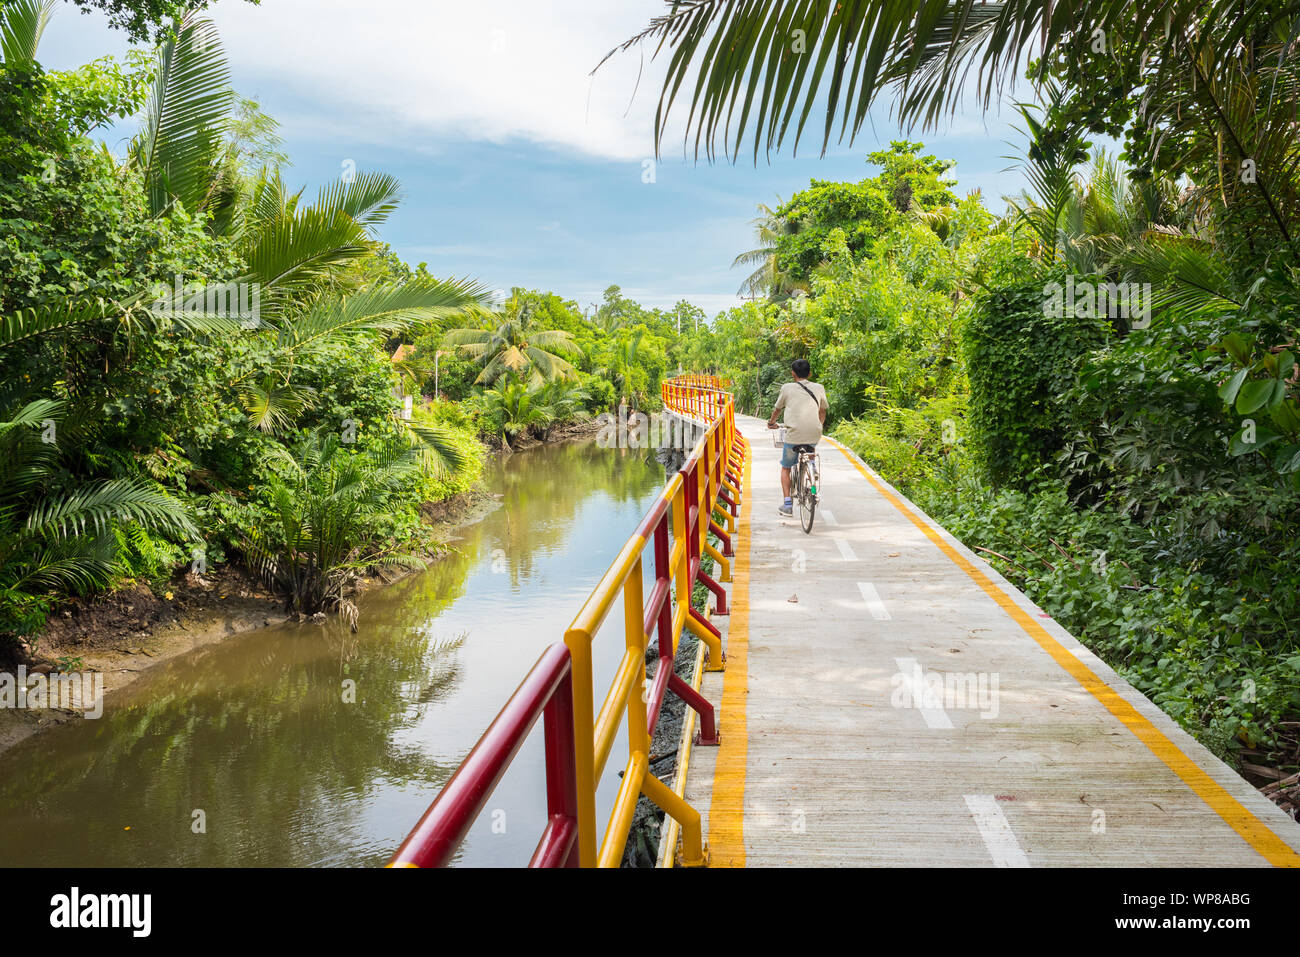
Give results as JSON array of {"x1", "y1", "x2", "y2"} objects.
[{"x1": 766, "y1": 359, "x2": 828, "y2": 517}]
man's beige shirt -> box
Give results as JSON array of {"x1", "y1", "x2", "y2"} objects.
[{"x1": 773, "y1": 380, "x2": 828, "y2": 445}]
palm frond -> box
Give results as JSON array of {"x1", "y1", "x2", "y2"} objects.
[
  {"x1": 0, "y1": 0, "x2": 56, "y2": 68},
  {"x1": 1118, "y1": 233, "x2": 1243, "y2": 316},
  {"x1": 237, "y1": 203, "x2": 374, "y2": 298},
  {"x1": 130, "y1": 12, "x2": 233, "y2": 217},
  {"x1": 276, "y1": 277, "x2": 490, "y2": 356},
  {"x1": 0, "y1": 299, "x2": 113, "y2": 350},
  {"x1": 602, "y1": 0, "x2": 1048, "y2": 160},
  {"x1": 238, "y1": 378, "x2": 317, "y2": 434},
  {"x1": 1, "y1": 535, "x2": 119, "y2": 595},
  {"x1": 314, "y1": 170, "x2": 402, "y2": 230},
  {"x1": 732, "y1": 246, "x2": 777, "y2": 269},
  {"x1": 0, "y1": 398, "x2": 63, "y2": 436},
  {"x1": 524, "y1": 347, "x2": 578, "y2": 380},
  {"x1": 404, "y1": 422, "x2": 468, "y2": 477},
  {"x1": 603, "y1": 1, "x2": 1285, "y2": 160},
  {"x1": 526, "y1": 329, "x2": 580, "y2": 353},
  {"x1": 441, "y1": 327, "x2": 492, "y2": 347},
  {"x1": 23, "y1": 478, "x2": 198, "y2": 544}
]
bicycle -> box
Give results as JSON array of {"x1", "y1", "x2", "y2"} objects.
[{"x1": 790, "y1": 445, "x2": 820, "y2": 534}]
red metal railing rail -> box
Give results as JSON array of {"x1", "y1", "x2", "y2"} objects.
[{"x1": 389, "y1": 642, "x2": 579, "y2": 867}]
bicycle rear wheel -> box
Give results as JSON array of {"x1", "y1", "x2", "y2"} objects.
[{"x1": 798, "y1": 462, "x2": 816, "y2": 533}]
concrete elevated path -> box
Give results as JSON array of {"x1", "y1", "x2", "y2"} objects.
[{"x1": 678, "y1": 414, "x2": 1300, "y2": 867}]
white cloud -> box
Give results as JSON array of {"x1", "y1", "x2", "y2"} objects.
[
  {"x1": 41, "y1": 0, "x2": 1030, "y2": 169},
  {"x1": 208, "y1": 0, "x2": 674, "y2": 161}
]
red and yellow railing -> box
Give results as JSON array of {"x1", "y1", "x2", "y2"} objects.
[{"x1": 390, "y1": 375, "x2": 747, "y2": 868}]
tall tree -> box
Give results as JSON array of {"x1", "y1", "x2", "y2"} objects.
[
  {"x1": 443, "y1": 302, "x2": 582, "y2": 386},
  {"x1": 732, "y1": 199, "x2": 799, "y2": 298}
]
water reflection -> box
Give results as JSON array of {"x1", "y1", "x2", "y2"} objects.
[{"x1": 0, "y1": 438, "x2": 667, "y2": 867}]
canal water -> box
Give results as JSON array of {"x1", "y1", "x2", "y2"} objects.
[{"x1": 0, "y1": 438, "x2": 669, "y2": 867}]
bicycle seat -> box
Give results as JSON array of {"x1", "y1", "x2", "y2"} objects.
[{"x1": 792, "y1": 444, "x2": 816, "y2": 454}]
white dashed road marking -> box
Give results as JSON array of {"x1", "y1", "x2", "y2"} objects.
[
  {"x1": 963, "y1": 795, "x2": 1031, "y2": 867},
  {"x1": 894, "y1": 656, "x2": 953, "y2": 729},
  {"x1": 857, "y1": 581, "x2": 890, "y2": 620}
]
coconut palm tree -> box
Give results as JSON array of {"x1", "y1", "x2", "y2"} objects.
[
  {"x1": 473, "y1": 379, "x2": 549, "y2": 447},
  {"x1": 732, "y1": 199, "x2": 806, "y2": 299},
  {"x1": 443, "y1": 302, "x2": 581, "y2": 386}
]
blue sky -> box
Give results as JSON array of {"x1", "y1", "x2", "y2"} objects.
[{"x1": 38, "y1": 0, "x2": 1033, "y2": 316}]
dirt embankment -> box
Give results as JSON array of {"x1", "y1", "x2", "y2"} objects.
[
  {"x1": 0, "y1": 563, "x2": 286, "y2": 756},
  {"x1": 0, "y1": 486, "x2": 500, "y2": 759}
]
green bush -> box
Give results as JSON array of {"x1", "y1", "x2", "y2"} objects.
[
  {"x1": 240, "y1": 431, "x2": 432, "y2": 616},
  {"x1": 578, "y1": 371, "x2": 617, "y2": 413},
  {"x1": 411, "y1": 413, "x2": 484, "y2": 503},
  {"x1": 833, "y1": 394, "x2": 969, "y2": 497},
  {"x1": 963, "y1": 266, "x2": 1110, "y2": 487}
]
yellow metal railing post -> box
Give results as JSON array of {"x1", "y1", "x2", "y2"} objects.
[
  {"x1": 643, "y1": 767, "x2": 708, "y2": 867},
  {"x1": 599, "y1": 752, "x2": 647, "y2": 867},
  {"x1": 624, "y1": 560, "x2": 650, "y2": 757},
  {"x1": 705, "y1": 540, "x2": 731, "y2": 583},
  {"x1": 671, "y1": 486, "x2": 689, "y2": 657},
  {"x1": 563, "y1": 629, "x2": 598, "y2": 867},
  {"x1": 592, "y1": 563, "x2": 653, "y2": 869}
]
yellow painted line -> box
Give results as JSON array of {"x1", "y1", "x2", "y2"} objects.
[
  {"x1": 826, "y1": 437, "x2": 1300, "y2": 867},
  {"x1": 707, "y1": 449, "x2": 751, "y2": 867}
]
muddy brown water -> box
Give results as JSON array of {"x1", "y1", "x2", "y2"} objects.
[{"x1": 0, "y1": 439, "x2": 670, "y2": 867}]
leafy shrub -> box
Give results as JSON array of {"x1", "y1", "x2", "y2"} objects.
[
  {"x1": 409, "y1": 410, "x2": 483, "y2": 502},
  {"x1": 240, "y1": 431, "x2": 436, "y2": 617},
  {"x1": 833, "y1": 394, "x2": 969, "y2": 497},
  {"x1": 577, "y1": 371, "x2": 617, "y2": 413},
  {"x1": 963, "y1": 266, "x2": 1110, "y2": 487},
  {"x1": 1056, "y1": 324, "x2": 1229, "y2": 513}
]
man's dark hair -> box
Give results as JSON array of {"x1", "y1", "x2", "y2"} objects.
[{"x1": 791, "y1": 358, "x2": 811, "y2": 379}]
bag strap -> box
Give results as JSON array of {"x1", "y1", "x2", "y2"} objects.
[{"x1": 794, "y1": 380, "x2": 819, "y2": 406}]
